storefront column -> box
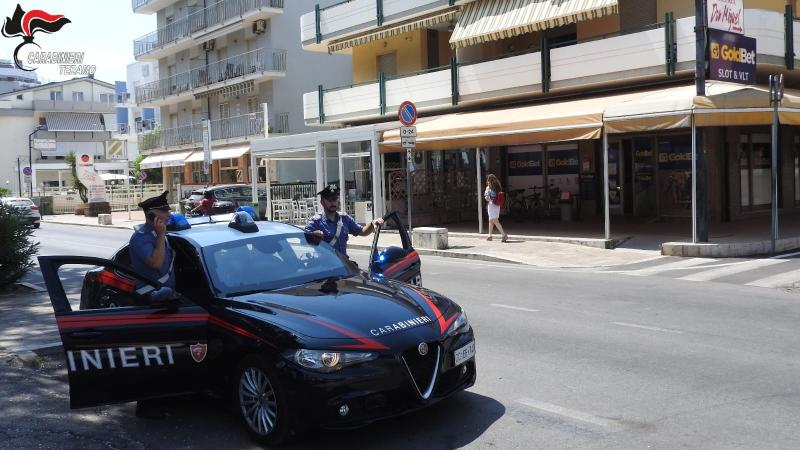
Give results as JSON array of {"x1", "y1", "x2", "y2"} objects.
[
  {"x1": 602, "y1": 130, "x2": 610, "y2": 240},
  {"x1": 337, "y1": 141, "x2": 346, "y2": 209},
  {"x1": 250, "y1": 151, "x2": 257, "y2": 205},
  {"x1": 476, "y1": 148, "x2": 483, "y2": 234},
  {"x1": 370, "y1": 137, "x2": 383, "y2": 218},
  {"x1": 771, "y1": 103, "x2": 780, "y2": 251},
  {"x1": 315, "y1": 141, "x2": 324, "y2": 196},
  {"x1": 381, "y1": 153, "x2": 388, "y2": 219},
  {"x1": 264, "y1": 158, "x2": 272, "y2": 220}
]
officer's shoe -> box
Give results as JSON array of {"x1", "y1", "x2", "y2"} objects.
[{"x1": 135, "y1": 400, "x2": 167, "y2": 420}]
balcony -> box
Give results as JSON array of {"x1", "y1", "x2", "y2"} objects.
[
  {"x1": 133, "y1": 0, "x2": 284, "y2": 60},
  {"x1": 132, "y1": 0, "x2": 178, "y2": 15},
  {"x1": 135, "y1": 48, "x2": 286, "y2": 106},
  {"x1": 304, "y1": 9, "x2": 796, "y2": 125},
  {"x1": 139, "y1": 111, "x2": 265, "y2": 151},
  {"x1": 301, "y1": 0, "x2": 469, "y2": 52},
  {"x1": 33, "y1": 100, "x2": 115, "y2": 114}
]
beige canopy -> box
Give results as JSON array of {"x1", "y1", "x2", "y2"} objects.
[
  {"x1": 605, "y1": 81, "x2": 800, "y2": 132},
  {"x1": 380, "y1": 90, "x2": 644, "y2": 153}
]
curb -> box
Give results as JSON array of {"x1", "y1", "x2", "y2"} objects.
[
  {"x1": 349, "y1": 244, "x2": 524, "y2": 265},
  {"x1": 41, "y1": 220, "x2": 136, "y2": 230}
]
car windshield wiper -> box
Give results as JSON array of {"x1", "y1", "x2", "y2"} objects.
[{"x1": 227, "y1": 288, "x2": 273, "y2": 297}]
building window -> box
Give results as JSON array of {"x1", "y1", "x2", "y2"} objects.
[
  {"x1": 274, "y1": 112, "x2": 289, "y2": 134},
  {"x1": 247, "y1": 97, "x2": 259, "y2": 114},
  {"x1": 72, "y1": 92, "x2": 84, "y2": 102},
  {"x1": 219, "y1": 157, "x2": 239, "y2": 183},
  {"x1": 189, "y1": 161, "x2": 208, "y2": 183},
  {"x1": 16, "y1": 94, "x2": 22, "y2": 100},
  {"x1": 141, "y1": 64, "x2": 150, "y2": 78},
  {"x1": 50, "y1": 91, "x2": 63, "y2": 101}
]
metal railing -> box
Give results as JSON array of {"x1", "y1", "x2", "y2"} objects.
[
  {"x1": 133, "y1": 0, "x2": 284, "y2": 57},
  {"x1": 42, "y1": 184, "x2": 167, "y2": 214},
  {"x1": 138, "y1": 111, "x2": 264, "y2": 150},
  {"x1": 132, "y1": 0, "x2": 153, "y2": 11},
  {"x1": 136, "y1": 48, "x2": 286, "y2": 104}
]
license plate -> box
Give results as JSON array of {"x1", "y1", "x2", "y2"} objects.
[{"x1": 453, "y1": 340, "x2": 475, "y2": 366}]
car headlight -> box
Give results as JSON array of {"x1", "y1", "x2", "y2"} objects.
[
  {"x1": 448, "y1": 310, "x2": 470, "y2": 335},
  {"x1": 290, "y1": 349, "x2": 378, "y2": 373}
]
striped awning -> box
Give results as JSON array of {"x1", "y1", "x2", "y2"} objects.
[
  {"x1": 186, "y1": 146, "x2": 249, "y2": 162},
  {"x1": 160, "y1": 151, "x2": 194, "y2": 167},
  {"x1": 43, "y1": 113, "x2": 105, "y2": 132},
  {"x1": 328, "y1": 8, "x2": 459, "y2": 53},
  {"x1": 195, "y1": 80, "x2": 254, "y2": 99},
  {"x1": 450, "y1": 0, "x2": 618, "y2": 49}
]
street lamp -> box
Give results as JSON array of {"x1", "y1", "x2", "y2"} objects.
[{"x1": 28, "y1": 124, "x2": 46, "y2": 198}]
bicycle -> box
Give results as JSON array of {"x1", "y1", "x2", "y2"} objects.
[{"x1": 507, "y1": 186, "x2": 546, "y2": 220}]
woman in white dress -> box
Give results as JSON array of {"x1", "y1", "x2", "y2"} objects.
[{"x1": 484, "y1": 174, "x2": 507, "y2": 242}]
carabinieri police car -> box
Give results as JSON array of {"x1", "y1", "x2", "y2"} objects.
[{"x1": 39, "y1": 211, "x2": 476, "y2": 445}]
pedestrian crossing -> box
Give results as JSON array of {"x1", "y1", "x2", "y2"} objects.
[{"x1": 605, "y1": 255, "x2": 800, "y2": 289}]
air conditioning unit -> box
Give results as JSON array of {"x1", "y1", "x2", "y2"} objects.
[
  {"x1": 202, "y1": 39, "x2": 215, "y2": 52},
  {"x1": 252, "y1": 19, "x2": 267, "y2": 35}
]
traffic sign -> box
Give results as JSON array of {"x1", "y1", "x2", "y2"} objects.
[
  {"x1": 398, "y1": 101, "x2": 417, "y2": 126},
  {"x1": 22, "y1": 166, "x2": 31, "y2": 176},
  {"x1": 139, "y1": 171, "x2": 147, "y2": 181}
]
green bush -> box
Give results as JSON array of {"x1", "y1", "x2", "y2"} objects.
[{"x1": 0, "y1": 203, "x2": 39, "y2": 290}]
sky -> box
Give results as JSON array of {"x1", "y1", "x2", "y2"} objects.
[{"x1": 0, "y1": 0, "x2": 157, "y2": 85}]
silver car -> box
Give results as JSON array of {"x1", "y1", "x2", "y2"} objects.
[{"x1": 2, "y1": 197, "x2": 41, "y2": 228}]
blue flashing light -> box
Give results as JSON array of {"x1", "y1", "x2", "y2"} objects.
[
  {"x1": 236, "y1": 205, "x2": 258, "y2": 221},
  {"x1": 167, "y1": 213, "x2": 191, "y2": 231}
]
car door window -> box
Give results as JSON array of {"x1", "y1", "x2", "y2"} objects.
[{"x1": 369, "y1": 213, "x2": 422, "y2": 286}]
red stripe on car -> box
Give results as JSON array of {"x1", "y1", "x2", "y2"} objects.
[{"x1": 408, "y1": 286, "x2": 457, "y2": 335}]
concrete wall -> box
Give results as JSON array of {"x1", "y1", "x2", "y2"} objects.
[
  {"x1": 0, "y1": 113, "x2": 36, "y2": 196},
  {"x1": 620, "y1": 0, "x2": 657, "y2": 30},
  {"x1": 352, "y1": 30, "x2": 427, "y2": 84}
]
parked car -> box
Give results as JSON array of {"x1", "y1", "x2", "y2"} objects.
[
  {"x1": 2, "y1": 197, "x2": 41, "y2": 228},
  {"x1": 180, "y1": 184, "x2": 256, "y2": 215}
]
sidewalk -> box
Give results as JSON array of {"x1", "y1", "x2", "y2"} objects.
[{"x1": 41, "y1": 212, "x2": 660, "y2": 268}]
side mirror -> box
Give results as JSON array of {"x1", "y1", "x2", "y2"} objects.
[{"x1": 149, "y1": 286, "x2": 180, "y2": 306}]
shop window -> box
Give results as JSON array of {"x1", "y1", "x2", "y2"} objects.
[
  {"x1": 190, "y1": 162, "x2": 207, "y2": 184},
  {"x1": 739, "y1": 133, "x2": 772, "y2": 212},
  {"x1": 657, "y1": 135, "x2": 692, "y2": 217}
]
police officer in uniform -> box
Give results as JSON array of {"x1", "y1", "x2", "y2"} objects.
[
  {"x1": 130, "y1": 191, "x2": 176, "y2": 290},
  {"x1": 305, "y1": 184, "x2": 383, "y2": 258}
]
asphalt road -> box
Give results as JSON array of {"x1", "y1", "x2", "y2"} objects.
[{"x1": 4, "y1": 223, "x2": 800, "y2": 449}]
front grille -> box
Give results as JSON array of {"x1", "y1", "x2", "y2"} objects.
[{"x1": 401, "y1": 342, "x2": 440, "y2": 400}]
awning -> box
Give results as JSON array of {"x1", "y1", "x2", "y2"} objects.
[
  {"x1": 328, "y1": 8, "x2": 459, "y2": 53},
  {"x1": 139, "y1": 154, "x2": 164, "y2": 169},
  {"x1": 44, "y1": 112, "x2": 105, "y2": 131},
  {"x1": 450, "y1": 0, "x2": 618, "y2": 49},
  {"x1": 185, "y1": 146, "x2": 249, "y2": 162},
  {"x1": 604, "y1": 82, "x2": 800, "y2": 133},
  {"x1": 102, "y1": 114, "x2": 118, "y2": 132},
  {"x1": 380, "y1": 90, "x2": 644, "y2": 152},
  {"x1": 160, "y1": 151, "x2": 194, "y2": 167}
]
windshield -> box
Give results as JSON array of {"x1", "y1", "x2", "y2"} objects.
[
  {"x1": 203, "y1": 232, "x2": 356, "y2": 297},
  {"x1": 7, "y1": 199, "x2": 32, "y2": 207}
]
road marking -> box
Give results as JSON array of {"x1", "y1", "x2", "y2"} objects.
[
  {"x1": 771, "y1": 251, "x2": 800, "y2": 259},
  {"x1": 516, "y1": 398, "x2": 621, "y2": 430},
  {"x1": 491, "y1": 304, "x2": 539, "y2": 313},
  {"x1": 613, "y1": 321, "x2": 683, "y2": 334},
  {"x1": 621, "y1": 258, "x2": 715, "y2": 276},
  {"x1": 678, "y1": 259, "x2": 788, "y2": 282},
  {"x1": 745, "y1": 268, "x2": 800, "y2": 288}
]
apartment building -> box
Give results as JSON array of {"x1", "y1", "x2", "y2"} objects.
[
  {"x1": 114, "y1": 62, "x2": 162, "y2": 166},
  {"x1": 131, "y1": 0, "x2": 351, "y2": 200},
  {"x1": 251, "y1": 0, "x2": 800, "y2": 242},
  {"x1": 0, "y1": 59, "x2": 39, "y2": 94},
  {"x1": 0, "y1": 77, "x2": 123, "y2": 197}
]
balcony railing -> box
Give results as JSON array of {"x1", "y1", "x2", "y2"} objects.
[
  {"x1": 33, "y1": 100, "x2": 115, "y2": 113},
  {"x1": 132, "y1": 0, "x2": 152, "y2": 10},
  {"x1": 139, "y1": 111, "x2": 264, "y2": 151},
  {"x1": 135, "y1": 48, "x2": 286, "y2": 105},
  {"x1": 134, "y1": 0, "x2": 284, "y2": 58}
]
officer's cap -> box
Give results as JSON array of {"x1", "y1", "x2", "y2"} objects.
[
  {"x1": 137, "y1": 190, "x2": 171, "y2": 212},
  {"x1": 317, "y1": 184, "x2": 340, "y2": 201}
]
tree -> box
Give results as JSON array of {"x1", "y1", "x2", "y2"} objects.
[
  {"x1": 133, "y1": 153, "x2": 161, "y2": 184},
  {"x1": 0, "y1": 202, "x2": 39, "y2": 290},
  {"x1": 0, "y1": 187, "x2": 11, "y2": 198},
  {"x1": 65, "y1": 152, "x2": 88, "y2": 203}
]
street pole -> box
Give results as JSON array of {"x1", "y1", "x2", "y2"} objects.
[
  {"x1": 694, "y1": 0, "x2": 708, "y2": 242},
  {"x1": 16, "y1": 156, "x2": 22, "y2": 197},
  {"x1": 769, "y1": 74, "x2": 784, "y2": 254},
  {"x1": 406, "y1": 148, "x2": 412, "y2": 232}
]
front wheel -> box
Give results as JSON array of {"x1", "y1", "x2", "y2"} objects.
[{"x1": 235, "y1": 355, "x2": 291, "y2": 446}]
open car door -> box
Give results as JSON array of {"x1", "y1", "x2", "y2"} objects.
[
  {"x1": 368, "y1": 212, "x2": 422, "y2": 286},
  {"x1": 39, "y1": 255, "x2": 211, "y2": 408}
]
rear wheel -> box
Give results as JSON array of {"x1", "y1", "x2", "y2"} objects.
[{"x1": 235, "y1": 355, "x2": 290, "y2": 446}]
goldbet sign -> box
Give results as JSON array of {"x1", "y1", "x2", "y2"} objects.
[{"x1": 708, "y1": 29, "x2": 756, "y2": 85}]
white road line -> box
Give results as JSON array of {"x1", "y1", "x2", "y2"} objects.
[
  {"x1": 613, "y1": 321, "x2": 683, "y2": 334},
  {"x1": 678, "y1": 259, "x2": 788, "y2": 282},
  {"x1": 491, "y1": 304, "x2": 540, "y2": 313},
  {"x1": 745, "y1": 268, "x2": 800, "y2": 288},
  {"x1": 516, "y1": 398, "x2": 621, "y2": 430},
  {"x1": 621, "y1": 258, "x2": 715, "y2": 276}
]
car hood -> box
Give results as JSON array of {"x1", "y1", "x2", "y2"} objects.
[{"x1": 226, "y1": 276, "x2": 460, "y2": 342}]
